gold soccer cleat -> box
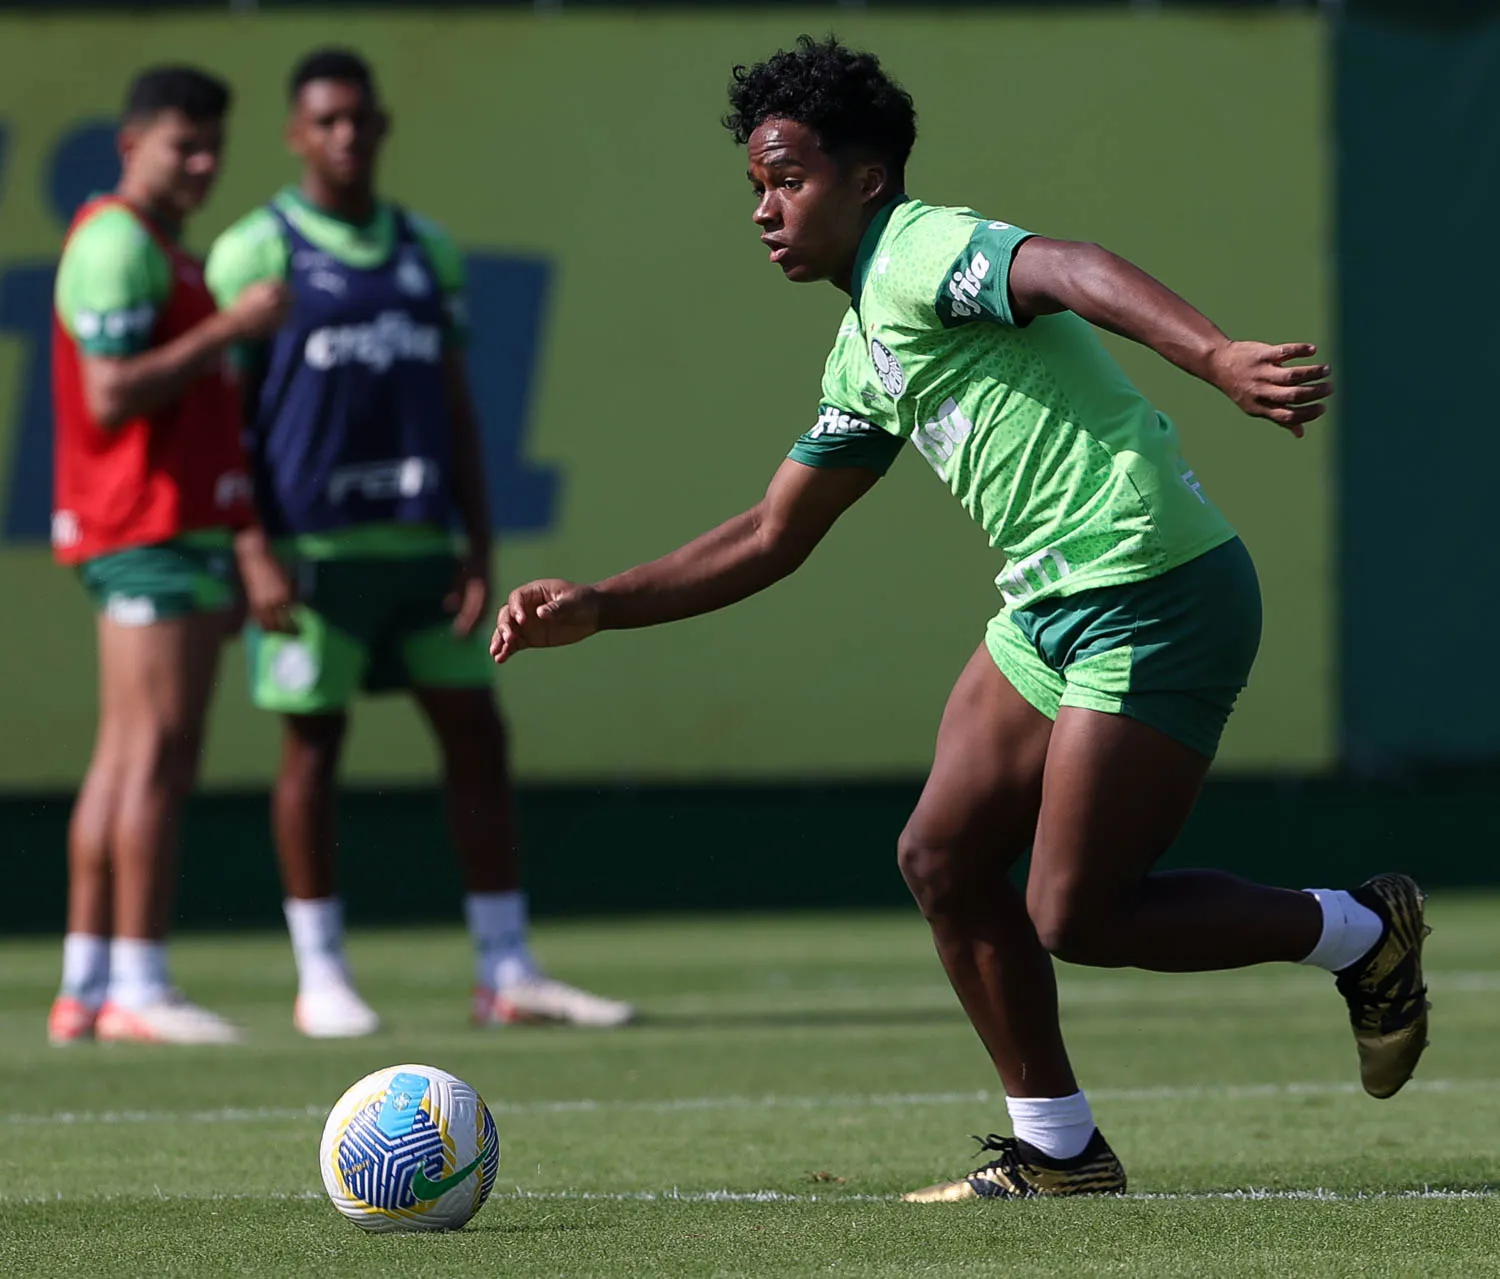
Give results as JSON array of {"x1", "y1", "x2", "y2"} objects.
[
  {"x1": 1335, "y1": 872, "x2": 1431, "y2": 1099},
  {"x1": 903, "y1": 1130, "x2": 1126, "y2": 1202}
]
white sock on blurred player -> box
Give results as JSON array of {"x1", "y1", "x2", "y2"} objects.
[
  {"x1": 284, "y1": 896, "x2": 353, "y2": 993},
  {"x1": 1299, "y1": 888, "x2": 1384, "y2": 972},
  {"x1": 106, "y1": 937, "x2": 170, "y2": 1010},
  {"x1": 60, "y1": 933, "x2": 110, "y2": 1007},
  {"x1": 465, "y1": 890, "x2": 539, "y2": 989},
  {"x1": 1006, "y1": 1091, "x2": 1096, "y2": 1161}
]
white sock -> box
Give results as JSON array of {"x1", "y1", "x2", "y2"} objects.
[
  {"x1": 1299, "y1": 888, "x2": 1385, "y2": 973},
  {"x1": 1006, "y1": 1091, "x2": 1096, "y2": 1162},
  {"x1": 465, "y1": 891, "x2": 538, "y2": 989},
  {"x1": 284, "y1": 897, "x2": 353, "y2": 993},
  {"x1": 60, "y1": 933, "x2": 110, "y2": 1007},
  {"x1": 106, "y1": 938, "x2": 170, "y2": 1011}
]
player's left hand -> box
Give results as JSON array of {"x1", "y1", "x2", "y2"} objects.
[
  {"x1": 446, "y1": 552, "x2": 491, "y2": 638},
  {"x1": 1208, "y1": 341, "x2": 1332, "y2": 438}
]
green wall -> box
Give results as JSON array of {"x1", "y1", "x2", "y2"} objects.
[
  {"x1": 4, "y1": 776, "x2": 1498, "y2": 934},
  {"x1": 1336, "y1": 2, "x2": 1500, "y2": 768},
  {"x1": 0, "y1": 10, "x2": 1333, "y2": 793}
]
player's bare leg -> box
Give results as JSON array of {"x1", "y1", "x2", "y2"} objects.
[
  {"x1": 905, "y1": 686, "x2": 1427, "y2": 1201},
  {"x1": 1025, "y1": 708, "x2": 1319, "y2": 972},
  {"x1": 413, "y1": 686, "x2": 518, "y2": 896},
  {"x1": 53, "y1": 617, "x2": 127, "y2": 1043},
  {"x1": 900, "y1": 649, "x2": 1126, "y2": 1199},
  {"x1": 59, "y1": 666, "x2": 122, "y2": 1037},
  {"x1": 274, "y1": 712, "x2": 347, "y2": 901},
  {"x1": 85, "y1": 614, "x2": 243, "y2": 1044},
  {"x1": 1030, "y1": 707, "x2": 1428, "y2": 1097},
  {"x1": 274, "y1": 711, "x2": 377, "y2": 1038},
  {"x1": 898, "y1": 645, "x2": 1070, "y2": 1098},
  {"x1": 415, "y1": 685, "x2": 632, "y2": 1029}
]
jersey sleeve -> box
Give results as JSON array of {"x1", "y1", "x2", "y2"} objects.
[
  {"x1": 408, "y1": 213, "x2": 469, "y2": 350},
  {"x1": 787, "y1": 406, "x2": 905, "y2": 475},
  {"x1": 932, "y1": 218, "x2": 1036, "y2": 329},
  {"x1": 54, "y1": 207, "x2": 171, "y2": 357},
  {"x1": 204, "y1": 208, "x2": 289, "y2": 307},
  {"x1": 205, "y1": 209, "x2": 288, "y2": 375},
  {"x1": 787, "y1": 313, "x2": 905, "y2": 476}
]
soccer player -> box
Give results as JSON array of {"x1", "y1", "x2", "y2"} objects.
[
  {"x1": 205, "y1": 48, "x2": 631, "y2": 1038},
  {"x1": 492, "y1": 37, "x2": 1429, "y2": 1197},
  {"x1": 49, "y1": 66, "x2": 289, "y2": 1045}
]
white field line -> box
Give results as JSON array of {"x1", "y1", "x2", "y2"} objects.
[
  {"x1": 3, "y1": 1186, "x2": 1493, "y2": 1206},
  {"x1": 505, "y1": 1187, "x2": 1499, "y2": 1204},
  {"x1": 5, "y1": 1076, "x2": 1500, "y2": 1130}
]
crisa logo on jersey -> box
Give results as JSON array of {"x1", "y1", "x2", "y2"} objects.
[{"x1": 304, "y1": 310, "x2": 442, "y2": 373}]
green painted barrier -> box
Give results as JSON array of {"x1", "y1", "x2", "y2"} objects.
[
  {"x1": 3, "y1": 776, "x2": 1497, "y2": 935},
  {"x1": 1336, "y1": 3, "x2": 1500, "y2": 767}
]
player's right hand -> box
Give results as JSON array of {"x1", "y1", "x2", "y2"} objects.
[
  {"x1": 238, "y1": 544, "x2": 299, "y2": 635},
  {"x1": 491, "y1": 580, "x2": 601, "y2": 663},
  {"x1": 225, "y1": 280, "x2": 290, "y2": 341}
]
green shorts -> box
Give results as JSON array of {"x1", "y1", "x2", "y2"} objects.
[
  {"x1": 77, "y1": 533, "x2": 237, "y2": 625},
  {"x1": 985, "y1": 537, "x2": 1262, "y2": 759},
  {"x1": 246, "y1": 554, "x2": 494, "y2": 714}
]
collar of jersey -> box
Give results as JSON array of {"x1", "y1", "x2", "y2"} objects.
[
  {"x1": 273, "y1": 186, "x2": 398, "y2": 267},
  {"x1": 93, "y1": 189, "x2": 183, "y2": 243},
  {"x1": 849, "y1": 194, "x2": 908, "y2": 313}
]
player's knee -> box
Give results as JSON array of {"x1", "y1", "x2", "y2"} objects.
[
  {"x1": 1027, "y1": 889, "x2": 1124, "y2": 967},
  {"x1": 431, "y1": 701, "x2": 509, "y2": 782},
  {"x1": 126, "y1": 722, "x2": 201, "y2": 797},
  {"x1": 897, "y1": 828, "x2": 965, "y2": 918},
  {"x1": 280, "y1": 718, "x2": 346, "y2": 787},
  {"x1": 428, "y1": 690, "x2": 505, "y2": 752}
]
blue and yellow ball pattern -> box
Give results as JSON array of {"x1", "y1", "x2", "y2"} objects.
[{"x1": 320, "y1": 1063, "x2": 500, "y2": 1232}]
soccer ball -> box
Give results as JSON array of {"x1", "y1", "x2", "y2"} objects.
[{"x1": 319, "y1": 1063, "x2": 500, "y2": 1232}]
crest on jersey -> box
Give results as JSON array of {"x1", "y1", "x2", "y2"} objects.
[
  {"x1": 271, "y1": 641, "x2": 320, "y2": 695},
  {"x1": 396, "y1": 251, "x2": 431, "y2": 298},
  {"x1": 870, "y1": 338, "x2": 905, "y2": 399}
]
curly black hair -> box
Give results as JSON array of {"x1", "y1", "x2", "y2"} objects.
[{"x1": 724, "y1": 36, "x2": 917, "y2": 185}]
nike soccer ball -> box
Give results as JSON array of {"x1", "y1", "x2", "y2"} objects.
[{"x1": 319, "y1": 1063, "x2": 500, "y2": 1232}]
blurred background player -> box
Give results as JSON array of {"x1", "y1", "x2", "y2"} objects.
[
  {"x1": 205, "y1": 48, "x2": 632, "y2": 1038},
  {"x1": 48, "y1": 66, "x2": 288, "y2": 1045}
]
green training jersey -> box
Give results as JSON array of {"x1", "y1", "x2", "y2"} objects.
[
  {"x1": 789, "y1": 197, "x2": 1236, "y2": 609},
  {"x1": 205, "y1": 188, "x2": 469, "y2": 560},
  {"x1": 54, "y1": 202, "x2": 173, "y2": 357}
]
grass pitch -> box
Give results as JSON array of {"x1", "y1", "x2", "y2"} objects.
[{"x1": 1, "y1": 899, "x2": 1498, "y2": 1276}]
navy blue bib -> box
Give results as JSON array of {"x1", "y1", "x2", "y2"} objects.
[{"x1": 247, "y1": 204, "x2": 456, "y2": 537}]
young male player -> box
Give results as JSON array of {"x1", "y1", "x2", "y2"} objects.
[
  {"x1": 492, "y1": 37, "x2": 1429, "y2": 1196},
  {"x1": 206, "y1": 48, "x2": 631, "y2": 1037},
  {"x1": 49, "y1": 66, "x2": 288, "y2": 1045}
]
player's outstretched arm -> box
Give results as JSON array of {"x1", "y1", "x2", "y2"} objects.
[
  {"x1": 490, "y1": 460, "x2": 878, "y2": 663},
  {"x1": 80, "y1": 282, "x2": 288, "y2": 429},
  {"x1": 1006, "y1": 237, "x2": 1331, "y2": 438}
]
